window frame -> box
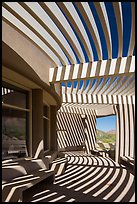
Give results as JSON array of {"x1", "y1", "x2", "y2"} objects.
[{"x1": 2, "y1": 81, "x2": 30, "y2": 161}]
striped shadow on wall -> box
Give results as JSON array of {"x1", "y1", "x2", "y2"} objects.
[{"x1": 57, "y1": 105, "x2": 110, "y2": 154}]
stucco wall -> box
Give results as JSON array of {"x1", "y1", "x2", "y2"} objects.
[{"x1": 2, "y1": 20, "x2": 56, "y2": 85}]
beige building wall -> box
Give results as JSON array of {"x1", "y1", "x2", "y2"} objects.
[
  {"x1": 115, "y1": 102, "x2": 135, "y2": 162},
  {"x1": 57, "y1": 106, "x2": 97, "y2": 154},
  {"x1": 2, "y1": 20, "x2": 61, "y2": 159}
]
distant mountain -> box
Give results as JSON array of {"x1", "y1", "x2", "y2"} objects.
[
  {"x1": 97, "y1": 129, "x2": 116, "y2": 136},
  {"x1": 96, "y1": 129, "x2": 106, "y2": 137},
  {"x1": 96, "y1": 129, "x2": 116, "y2": 144},
  {"x1": 107, "y1": 130, "x2": 116, "y2": 135}
]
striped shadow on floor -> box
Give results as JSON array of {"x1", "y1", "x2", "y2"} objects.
[{"x1": 24, "y1": 151, "x2": 135, "y2": 202}]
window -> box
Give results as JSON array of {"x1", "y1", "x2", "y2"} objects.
[
  {"x1": 2, "y1": 83, "x2": 29, "y2": 160},
  {"x1": 96, "y1": 115, "x2": 116, "y2": 150},
  {"x1": 2, "y1": 87, "x2": 26, "y2": 108},
  {"x1": 43, "y1": 105, "x2": 50, "y2": 150}
]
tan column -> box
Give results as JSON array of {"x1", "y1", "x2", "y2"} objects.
[
  {"x1": 32, "y1": 89, "x2": 44, "y2": 158},
  {"x1": 50, "y1": 105, "x2": 58, "y2": 151}
]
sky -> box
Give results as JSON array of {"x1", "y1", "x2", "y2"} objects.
[{"x1": 96, "y1": 115, "x2": 116, "y2": 132}]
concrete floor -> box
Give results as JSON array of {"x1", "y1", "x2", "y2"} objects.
[{"x1": 24, "y1": 151, "x2": 135, "y2": 202}]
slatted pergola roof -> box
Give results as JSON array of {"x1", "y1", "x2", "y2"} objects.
[{"x1": 2, "y1": 2, "x2": 135, "y2": 109}]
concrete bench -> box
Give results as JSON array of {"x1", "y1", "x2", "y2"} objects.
[
  {"x1": 120, "y1": 156, "x2": 134, "y2": 171},
  {"x1": 45, "y1": 151, "x2": 68, "y2": 175},
  {"x1": 90, "y1": 149, "x2": 109, "y2": 157},
  {"x1": 50, "y1": 157, "x2": 68, "y2": 176},
  {"x1": 2, "y1": 158, "x2": 55, "y2": 202}
]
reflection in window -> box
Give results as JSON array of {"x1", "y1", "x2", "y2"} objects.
[
  {"x1": 2, "y1": 84, "x2": 28, "y2": 160},
  {"x1": 2, "y1": 87, "x2": 27, "y2": 108}
]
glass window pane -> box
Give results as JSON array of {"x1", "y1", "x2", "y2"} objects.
[
  {"x1": 2, "y1": 87, "x2": 27, "y2": 109},
  {"x1": 2, "y1": 107, "x2": 27, "y2": 160}
]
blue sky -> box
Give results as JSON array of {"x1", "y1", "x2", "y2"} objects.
[
  {"x1": 60, "y1": 2, "x2": 133, "y2": 66},
  {"x1": 96, "y1": 115, "x2": 116, "y2": 132}
]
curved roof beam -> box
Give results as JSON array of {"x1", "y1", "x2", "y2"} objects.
[
  {"x1": 2, "y1": 7, "x2": 61, "y2": 66},
  {"x1": 40, "y1": 2, "x2": 85, "y2": 63},
  {"x1": 60, "y1": 73, "x2": 134, "y2": 103},
  {"x1": 93, "y1": 78, "x2": 108, "y2": 95},
  {"x1": 57, "y1": 2, "x2": 94, "y2": 62},
  {"x1": 99, "y1": 76, "x2": 116, "y2": 95},
  {"x1": 122, "y1": 87, "x2": 135, "y2": 96},
  {"x1": 49, "y1": 56, "x2": 135, "y2": 83},
  {"x1": 83, "y1": 79, "x2": 93, "y2": 95},
  {"x1": 128, "y1": 2, "x2": 135, "y2": 56},
  {"x1": 112, "y1": 75, "x2": 135, "y2": 96},
  {"x1": 107, "y1": 76, "x2": 135, "y2": 95},
  {"x1": 113, "y1": 2, "x2": 123, "y2": 58},
  {"x1": 106, "y1": 76, "x2": 124, "y2": 96},
  {"x1": 61, "y1": 91, "x2": 134, "y2": 104},
  {"x1": 93, "y1": 2, "x2": 112, "y2": 59},
  {"x1": 80, "y1": 2, "x2": 103, "y2": 60},
  {"x1": 118, "y1": 82, "x2": 135, "y2": 96},
  {"x1": 74, "y1": 81, "x2": 80, "y2": 95},
  {"x1": 78, "y1": 80, "x2": 87, "y2": 95},
  {"x1": 19, "y1": 2, "x2": 77, "y2": 65},
  {"x1": 108, "y1": 75, "x2": 131, "y2": 96},
  {"x1": 87, "y1": 79, "x2": 100, "y2": 95},
  {"x1": 3, "y1": 2, "x2": 69, "y2": 66}
]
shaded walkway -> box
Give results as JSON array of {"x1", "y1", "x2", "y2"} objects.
[{"x1": 25, "y1": 152, "x2": 135, "y2": 202}]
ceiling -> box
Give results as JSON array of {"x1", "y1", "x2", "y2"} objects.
[
  {"x1": 2, "y1": 2, "x2": 135, "y2": 109},
  {"x1": 2, "y1": 2, "x2": 135, "y2": 66}
]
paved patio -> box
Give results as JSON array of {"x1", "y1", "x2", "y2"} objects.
[{"x1": 24, "y1": 151, "x2": 135, "y2": 202}]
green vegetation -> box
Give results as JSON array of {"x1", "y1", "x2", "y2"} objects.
[
  {"x1": 2, "y1": 119, "x2": 26, "y2": 140},
  {"x1": 96, "y1": 129, "x2": 116, "y2": 144},
  {"x1": 3, "y1": 126, "x2": 25, "y2": 140}
]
